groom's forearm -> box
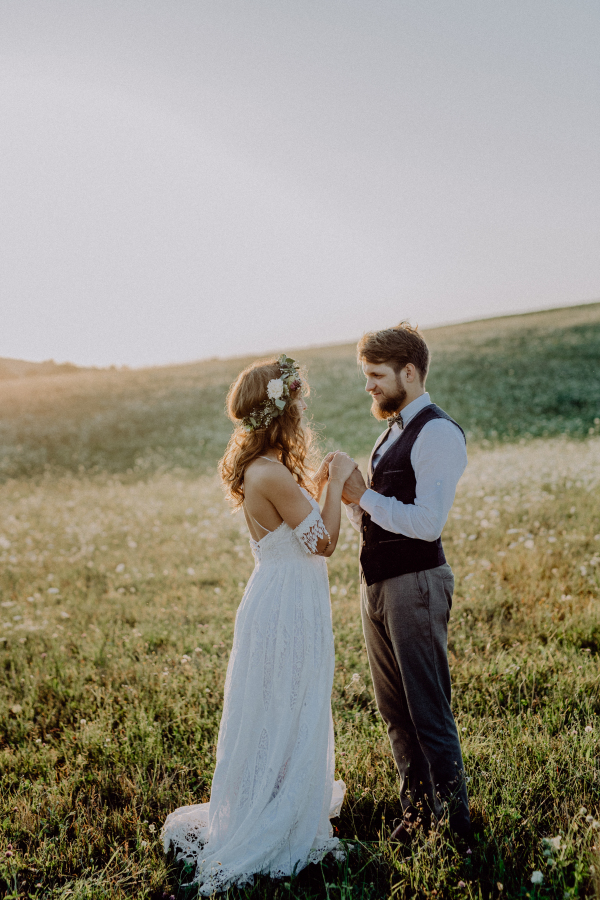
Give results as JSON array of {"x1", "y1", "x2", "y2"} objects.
[{"x1": 359, "y1": 460, "x2": 464, "y2": 541}]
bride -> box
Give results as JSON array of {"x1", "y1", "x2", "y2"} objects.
[{"x1": 162, "y1": 354, "x2": 357, "y2": 894}]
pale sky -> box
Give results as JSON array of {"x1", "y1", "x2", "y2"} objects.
[{"x1": 1, "y1": 1, "x2": 599, "y2": 367}]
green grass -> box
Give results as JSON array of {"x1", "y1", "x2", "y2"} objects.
[
  {"x1": 1, "y1": 443, "x2": 599, "y2": 898},
  {"x1": 1, "y1": 304, "x2": 600, "y2": 897},
  {"x1": 1, "y1": 302, "x2": 599, "y2": 481}
]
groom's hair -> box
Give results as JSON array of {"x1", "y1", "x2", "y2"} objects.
[{"x1": 357, "y1": 322, "x2": 430, "y2": 383}]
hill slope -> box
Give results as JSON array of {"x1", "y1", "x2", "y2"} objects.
[{"x1": 1, "y1": 302, "x2": 599, "y2": 480}]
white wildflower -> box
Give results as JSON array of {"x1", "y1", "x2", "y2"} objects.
[
  {"x1": 531, "y1": 871, "x2": 543, "y2": 885},
  {"x1": 266, "y1": 378, "x2": 284, "y2": 400},
  {"x1": 542, "y1": 835, "x2": 561, "y2": 855}
]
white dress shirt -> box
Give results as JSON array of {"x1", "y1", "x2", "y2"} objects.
[{"x1": 345, "y1": 392, "x2": 467, "y2": 542}]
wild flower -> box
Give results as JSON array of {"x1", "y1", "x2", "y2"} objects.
[
  {"x1": 531, "y1": 871, "x2": 543, "y2": 884},
  {"x1": 542, "y1": 835, "x2": 561, "y2": 855}
]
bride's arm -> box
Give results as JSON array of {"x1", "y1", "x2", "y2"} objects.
[
  {"x1": 315, "y1": 452, "x2": 358, "y2": 556},
  {"x1": 259, "y1": 454, "x2": 355, "y2": 556},
  {"x1": 313, "y1": 452, "x2": 336, "y2": 501}
]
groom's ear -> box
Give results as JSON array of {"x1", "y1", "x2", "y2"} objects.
[{"x1": 402, "y1": 363, "x2": 418, "y2": 383}]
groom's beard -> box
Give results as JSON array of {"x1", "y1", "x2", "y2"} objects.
[{"x1": 370, "y1": 381, "x2": 407, "y2": 421}]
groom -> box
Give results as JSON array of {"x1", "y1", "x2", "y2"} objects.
[{"x1": 342, "y1": 322, "x2": 470, "y2": 841}]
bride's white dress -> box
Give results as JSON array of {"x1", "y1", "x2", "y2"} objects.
[{"x1": 162, "y1": 488, "x2": 346, "y2": 895}]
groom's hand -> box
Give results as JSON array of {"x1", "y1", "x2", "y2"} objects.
[{"x1": 342, "y1": 468, "x2": 367, "y2": 505}]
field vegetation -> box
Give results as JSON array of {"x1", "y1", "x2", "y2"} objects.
[
  {"x1": 1, "y1": 302, "x2": 600, "y2": 482},
  {"x1": 1, "y1": 304, "x2": 600, "y2": 898}
]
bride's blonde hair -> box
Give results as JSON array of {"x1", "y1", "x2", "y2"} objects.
[{"x1": 218, "y1": 357, "x2": 317, "y2": 507}]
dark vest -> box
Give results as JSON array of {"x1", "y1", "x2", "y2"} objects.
[{"x1": 360, "y1": 403, "x2": 465, "y2": 586}]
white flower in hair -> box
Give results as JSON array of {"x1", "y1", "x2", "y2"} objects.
[{"x1": 267, "y1": 378, "x2": 284, "y2": 400}]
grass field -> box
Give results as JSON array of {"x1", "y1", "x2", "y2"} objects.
[
  {"x1": 1, "y1": 305, "x2": 600, "y2": 898},
  {"x1": 1, "y1": 302, "x2": 599, "y2": 482}
]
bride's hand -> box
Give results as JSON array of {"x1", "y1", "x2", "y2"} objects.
[
  {"x1": 328, "y1": 451, "x2": 358, "y2": 484},
  {"x1": 314, "y1": 451, "x2": 336, "y2": 486}
]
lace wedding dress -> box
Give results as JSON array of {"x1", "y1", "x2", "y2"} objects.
[{"x1": 162, "y1": 487, "x2": 346, "y2": 895}]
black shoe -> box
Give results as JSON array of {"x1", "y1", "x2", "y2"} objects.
[{"x1": 390, "y1": 820, "x2": 415, "y2": 845}]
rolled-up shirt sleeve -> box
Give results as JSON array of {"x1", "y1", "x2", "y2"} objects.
[
  {"x1": 344, "y1": 501, "x2": 363, "y2": 533},
  {"x1": 359, "y1": 419, "x2": 467, "y2": 541}
]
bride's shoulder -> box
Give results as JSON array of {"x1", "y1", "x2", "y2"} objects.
[{"x1": 245, "y1": 458, "x2": 292, "y2": 484}]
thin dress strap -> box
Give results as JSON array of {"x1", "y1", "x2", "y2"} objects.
[{"x1": 245, "y1": 507, "x2": 272, "y2": 535}]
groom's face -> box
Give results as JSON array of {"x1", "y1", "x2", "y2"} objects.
[{"x1": 362, "y1": 361, "x2": 407, "y2": 421}]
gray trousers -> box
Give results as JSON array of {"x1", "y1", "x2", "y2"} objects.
[{"x1": 360, "y1": 563, "x2": 470, "y2": 836}]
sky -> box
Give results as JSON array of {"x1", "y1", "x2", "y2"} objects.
[{"x1": 1, "y1": 1, "x2": 599, "y2": 368}]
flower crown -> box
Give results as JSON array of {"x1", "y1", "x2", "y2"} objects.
[{"x1": 242, "y1": 354, "x2": 302, "y2": 433}]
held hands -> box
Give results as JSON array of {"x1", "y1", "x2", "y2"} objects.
[
  {"x1": 341, "y1": 467, "x2": 367, "y2": 505},
  {"x1": 328, "y1": 451, "x2": 358, "y2": 484},
  {"x1": 314, "y1": 451, "x2": 337, "y2": 488}
]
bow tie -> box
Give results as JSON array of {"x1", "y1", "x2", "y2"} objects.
[{"x1": 387, "y1": 412, "x2": 404, "y2": 430}]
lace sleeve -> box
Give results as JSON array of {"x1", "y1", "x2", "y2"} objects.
[{"x1": 293, "y1": 507, "x2": 331, "y2": 555}]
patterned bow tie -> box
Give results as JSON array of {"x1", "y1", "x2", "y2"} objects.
[{"x1": 387, "y1": 412, "x2": 404, "y2": 429}]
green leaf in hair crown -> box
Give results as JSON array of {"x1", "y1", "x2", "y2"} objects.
[{"x1": 241, "y1": 355, "x2": 302, "y2": 432}]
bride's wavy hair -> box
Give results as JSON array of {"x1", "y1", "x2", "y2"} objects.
[{"x1": 218, "y1": 357, "x2": 317, "y2": 507}]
